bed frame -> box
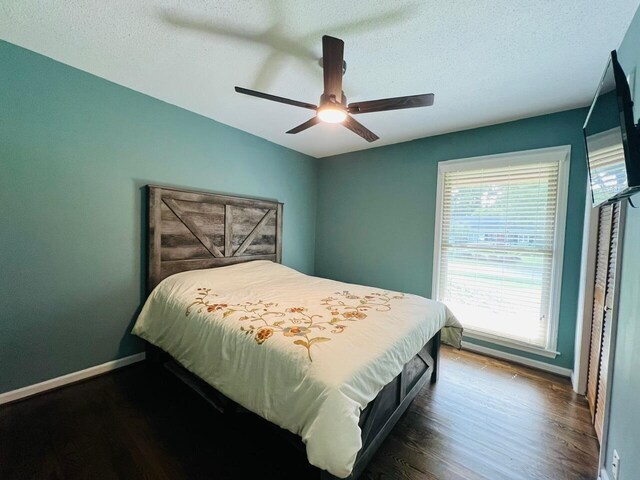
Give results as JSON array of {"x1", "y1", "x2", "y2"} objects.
[{"x1": 145, "y1": 185, "x2": 441, "y2": 480}]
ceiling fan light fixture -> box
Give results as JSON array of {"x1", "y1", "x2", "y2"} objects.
[{"x1": 317, "y1": 107, "x2": 347, "y2": 124}]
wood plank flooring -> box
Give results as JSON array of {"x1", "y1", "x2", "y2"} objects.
[{"x1": 0, "y1": 347, "x2": 599, "y2": 480}]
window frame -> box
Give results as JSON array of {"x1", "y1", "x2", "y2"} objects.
[{"x1": 431, "y1": 145, "x2": 571, "y2": 358}]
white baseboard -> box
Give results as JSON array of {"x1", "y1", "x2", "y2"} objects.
[
  {"x1": 462, "y1": 341, "x2": 573, "y2": 377},
  {"x1": 599, "y1": 468, "x2": 610, "y2": 480},
  {"x1": 0, "y1": 352, "x2": 146, "y2": 405}
]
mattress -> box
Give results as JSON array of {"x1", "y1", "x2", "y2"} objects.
[{"x1": 132, "y1": 260, "x2": 462, "y2": 477}]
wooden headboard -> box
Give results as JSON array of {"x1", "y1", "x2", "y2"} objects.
[{"x1": 147, "y1": 185, "x2": 283, "y2": 292}]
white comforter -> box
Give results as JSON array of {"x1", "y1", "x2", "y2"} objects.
[{"x1": 132, "y1": 261, "x2": 461, "y2": 478}]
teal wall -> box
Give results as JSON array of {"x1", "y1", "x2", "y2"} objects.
[
  {"x1": 315, "y1": 108, "x2": 589, "y2": 369},
  {"x1": 0, "y1": 41, "x2": 318, "y2": 394},
  {"x1": 604, "y1": 5, "x2": 640, "y2": 479}
]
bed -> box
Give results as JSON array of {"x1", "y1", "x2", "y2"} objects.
[{"x1": 134, "y1": 185, "x2": 462, "y2": 479}]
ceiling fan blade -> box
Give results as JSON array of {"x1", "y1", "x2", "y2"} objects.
[
  {"x1": 348, "y1": 93, "x2": 435, "y2": 114},
  {"x1": 235, "y1": 87, "x2": 317, "y2": 111},
  {"x1": 286, "y1": 116, "x2": 320, "y2": 134},
  {"x1": 342, "y1": 115, "x2": 379, "y2": 142},
  {"x1": 322, "y1": 35, "x2": 344, "y2": 102}
]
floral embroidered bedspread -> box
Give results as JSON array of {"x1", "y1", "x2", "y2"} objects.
[{"x1": 132, "y1": 261, "x2": 462, "y2": 478}]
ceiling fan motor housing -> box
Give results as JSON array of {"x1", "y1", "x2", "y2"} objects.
[{"x1": 320, "y1": 92, "x2": 347, "y2": 109}]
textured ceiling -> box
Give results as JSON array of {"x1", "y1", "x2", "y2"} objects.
[{"x1": 1, "y1": 1, "x2": 639, "y2": 158}]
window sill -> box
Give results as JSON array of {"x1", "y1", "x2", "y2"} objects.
[{"x1": 463, "y1": 330, "x2": 559, "y2": 359}]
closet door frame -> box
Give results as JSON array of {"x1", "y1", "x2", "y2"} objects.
[
  {"x1": 573, "y1": 183, "x2": 600, "y2": 395},
  {"x1": 573, "y1": 187, "x2": 627, "y2": 474},
  {"x1": 595, "y1": 200, "x2": 626, "y2": 476}
]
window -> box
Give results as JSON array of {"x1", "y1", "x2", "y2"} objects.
[{"x1": 432, "y1": 146, "x2": 570, "y2": 356}]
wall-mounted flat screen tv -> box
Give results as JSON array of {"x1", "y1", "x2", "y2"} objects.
[{"x1": 584, "y1": 50, "x2": 640, "y2": 207}]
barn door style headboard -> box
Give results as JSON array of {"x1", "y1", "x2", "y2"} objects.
[{"x1": 147, "y1": 185, "x2": 283, "y2": 293}]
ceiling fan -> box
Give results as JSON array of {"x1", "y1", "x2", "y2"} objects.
[{"x1": 235, "y1": 35, "x2": 435, "y2": 142}]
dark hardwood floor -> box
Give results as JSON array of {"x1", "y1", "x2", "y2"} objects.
[{"x1": 0, "y1": 347, "x2": 599, "y2": 480}]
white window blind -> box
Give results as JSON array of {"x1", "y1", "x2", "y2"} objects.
[{"x1": 434, "y1": 148, "x2": 569, "y2": 351}]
